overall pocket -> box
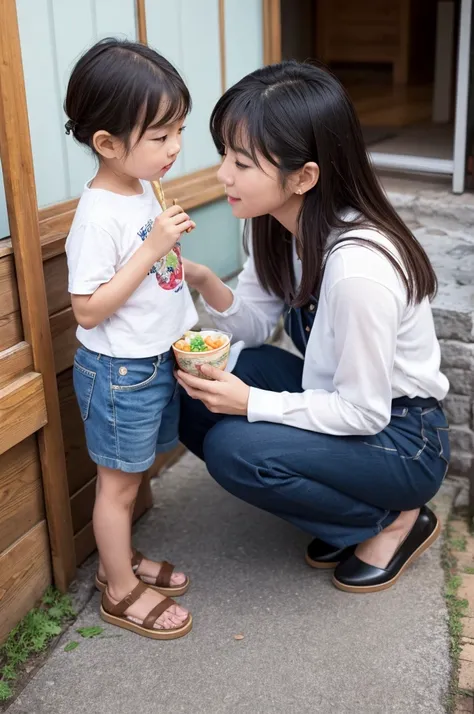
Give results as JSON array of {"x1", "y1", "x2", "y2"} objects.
[{"x1": 73, "y1": 360, "x2": 96, "y2": 421}]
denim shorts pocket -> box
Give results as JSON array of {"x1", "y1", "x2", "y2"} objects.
[
  {"x1": 111, "y1": 358, "x2": 159, "y2": 392},
  {"x1": 73, "y1": 360, "x2": 96, "y2": 421}
]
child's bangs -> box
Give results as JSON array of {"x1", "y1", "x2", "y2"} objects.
[{"x1": 137, "y1": 69, "x2": 191, "y2": 138}]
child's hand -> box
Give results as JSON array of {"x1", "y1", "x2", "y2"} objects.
[
  {"x1": 147, "y1": 205, "x2": 195, "y2": 259},
  {"x1": 182, "y1": 258, "x2": 212, "y2": 290}
]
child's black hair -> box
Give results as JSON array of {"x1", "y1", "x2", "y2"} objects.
[{"x1": 64, "y1": 38, "x2": 191, "y2": 152}]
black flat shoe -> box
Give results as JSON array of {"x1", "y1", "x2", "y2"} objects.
[
  {"x1": 305, "y1": 538, "x2": 356, "y2": 569},
  {"x1": 332, "y1": 506, "x2": 440, "y2": 593}
]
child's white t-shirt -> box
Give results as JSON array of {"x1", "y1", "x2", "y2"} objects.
[{"x1": 66, "y1": 180, "x2": 198, "y2": 358}]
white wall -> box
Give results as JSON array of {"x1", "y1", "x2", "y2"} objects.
[
  {"x1": 145, "y1": 0, "x2": 223, "y2": 177},
  {"x1": 224, "y1": 0, "x2": 264, "y2": 89},
  {"x1": 0, "y1": 0, "x2": 264, "y2": 266},
  {"x1": 15, "y1": 0, "x2": 137, "y2": 208}
]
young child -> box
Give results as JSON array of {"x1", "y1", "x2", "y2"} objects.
[{"x1": 65, "y1": 38, "x2": 197, "y2": 639}]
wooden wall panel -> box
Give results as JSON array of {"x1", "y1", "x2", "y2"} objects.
[
  {"x1": 0, "y1": 373, "x2": 47, "y2": 456},
  {"x1": 44, "y1": 253, "x2": 69, "y2": 316},
  {"x1": 0, "y1": 313, "x2": 22, "y2": 352},
  {"x1": 74, "y1": 520, "x2": 96, "y2": 567},
  {"x1": 57, "y1": 368, "x2": 96, "y2": 496},
  {"x1": 50, "y1": 307, "x2": 78, "y2": 376},
  {"x1": 0, "y1": 255, "x2": 18, "y2": 315},
  {"x1": 0, "y1": 521, "x2": 51, "y2": 644},
  {"x1": 0, "y1": 342, "x2": 33, "y2": 389},
  {"x1": 0, "y1": 255, "x2": 22, "y2": 350},
  {"x1": 0, "y1": 437, "x2": 44, "y2": 554},
  {"x1": 0, "y1": 157, "x2": 8, "y2": 240},
  {"x1": 0, "y1": 0, "x2": 76, "y2": 589},
  {"x1": 70, "y1": 476, "x2": 96, "y2": 535}
]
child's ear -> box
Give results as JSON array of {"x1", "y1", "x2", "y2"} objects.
[
  {"x1": 295, "y1": 162, "x2": 320, "y2": 195},
  {"x1": 93, "y1": 130, "x2": 119, "y2": 159}
]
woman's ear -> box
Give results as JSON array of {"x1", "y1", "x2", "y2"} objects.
[
  {"x1": 92, "y1": 130, "x2": 120, "y2": 159},
  {"x1": 294, "y1": 162, "x2": 320, "y2": 195}
]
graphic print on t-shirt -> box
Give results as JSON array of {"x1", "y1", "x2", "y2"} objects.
[{"x1": 137, "y1": 219, "x2": 183, "y2": 292}]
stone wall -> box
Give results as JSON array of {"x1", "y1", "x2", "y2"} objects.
[
  {"x1": 387, "y1": 178, "x2": 474, "y2": 476},
  {"x1": 435, "y1": 312, "x2": 474, "y2": 473}
]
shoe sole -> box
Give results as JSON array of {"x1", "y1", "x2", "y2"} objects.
[
  {"x1": 304, "y1": 552, "x2": 339, "y2": 569},
  {"x1": 332, "y1": 517, "x2": 441, "y2": 594},
  {"x1": 100, "y1": 608, "x2": 193, "y2": 640},
  {"x1": 95, "y1": 574, "x2": 189, "y2": 597}
]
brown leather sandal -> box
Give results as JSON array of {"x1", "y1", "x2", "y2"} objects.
[
  {"x1": 95, "y1": 549, "x2": 189, "y2": 597},
  {"x1": 100, "y1": 580, "x2": 192, "y2": 640}
]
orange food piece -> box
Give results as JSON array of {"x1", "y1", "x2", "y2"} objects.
[
  {"x1": 204, "y1": 334, "x2": 226, "y2": 351},
  {"x1": 182, "y1": 343, "x2": 191, "y2": 352},
  {"x1": 174, "y1": 340, "x2": 187, "y2": 350}
]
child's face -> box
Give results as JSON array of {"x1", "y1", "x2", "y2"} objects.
[
  {"x1": 217, "y1": 145, "x2": 294, "y2": 220},
  {"x1": 118, "y1": 117, "x2": 185, "y2": 182}
]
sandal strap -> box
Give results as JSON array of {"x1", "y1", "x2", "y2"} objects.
[
  {"x1": 155, "y1": 561, "x2": 174, "y2": 588},
  {"x1": 131, "y1": 549, "x2": 144, "y2": 572},
  {"x1": 143, "y1": 596, "x2": 176, "y2": 630},
  {"x1": 103, "y1": 580, "x2": 148, "y2": 617}
]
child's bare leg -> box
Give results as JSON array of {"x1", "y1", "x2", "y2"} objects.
[
  {"x1": 94, "y1": 466, "x2": 188, "y2": 629},
  {"x1": 97, "y1": 474, "x2": 135, "y2": 578},
  {"x1": 96, "y1": 471, "x2": 185, "y2": 586}
]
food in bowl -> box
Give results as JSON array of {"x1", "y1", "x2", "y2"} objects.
[{"x1": 172, "y1": 329, "x2": 232, "y2": 379}]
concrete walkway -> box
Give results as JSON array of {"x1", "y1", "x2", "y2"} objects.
[{"x1": 7, "y1": 453, "x2": 457, "y2": 714}]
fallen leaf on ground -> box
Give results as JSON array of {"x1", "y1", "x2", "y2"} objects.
[
  {"x1": 64, "y1": 641, "x2": 79, "y2": 652},
  {"x1": 234, "y1": 634, "x2": 244, "y2": 640},
  {"x1": 76, "y1": 626, "x2": 104, "y2": 639}
]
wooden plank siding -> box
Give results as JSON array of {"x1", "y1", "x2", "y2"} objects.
[
  {"x1": 43, "y1": 253, "x2": 69, "y2": 316},
  {"x1": 0, "y1": 437, "x2": 44, "y2": 554},
  {"x1": 0, "y1": 342, "x2": 33, "y2": 389},
  {"x1": 0, "y1": 254, "x2": 23, "y2": 351},
  {"x1": 50, "y1": 308, "x2": 79, "y2": 377},
  {"x1": 0, "y1": 372, "x2": 47, "y2": 456},
  {"x1": 0, "y1": 0, "x2": 75, "y2": 590},
  {"x1": 0, "y1": 521, "x2": 51, "y2": 644}
]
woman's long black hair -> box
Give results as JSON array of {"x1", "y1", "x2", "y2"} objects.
[{"x1": 210, "y1": 60, "x2": 436, "y2": 307}]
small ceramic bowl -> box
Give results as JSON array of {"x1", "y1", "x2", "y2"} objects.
[{"x1": 172, "y1": 329, "x2": 232, "y2": 379}]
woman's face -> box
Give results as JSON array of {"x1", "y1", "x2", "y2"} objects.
[{"x1": 217, "y1": 146, "x2": 293, "y2": 219}]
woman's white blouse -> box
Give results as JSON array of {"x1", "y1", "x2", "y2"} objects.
[{"x1": 204, "y1": 226, "x2": 449, "y2": 436}]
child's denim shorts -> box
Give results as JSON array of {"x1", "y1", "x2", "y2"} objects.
[{"x1": 73, "y1": 345, "x2": 179, "y2": 473}]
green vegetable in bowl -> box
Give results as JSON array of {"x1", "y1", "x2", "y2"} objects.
[{"x1": 190, "y1": 334, "x2": 208, "y2": 352}]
